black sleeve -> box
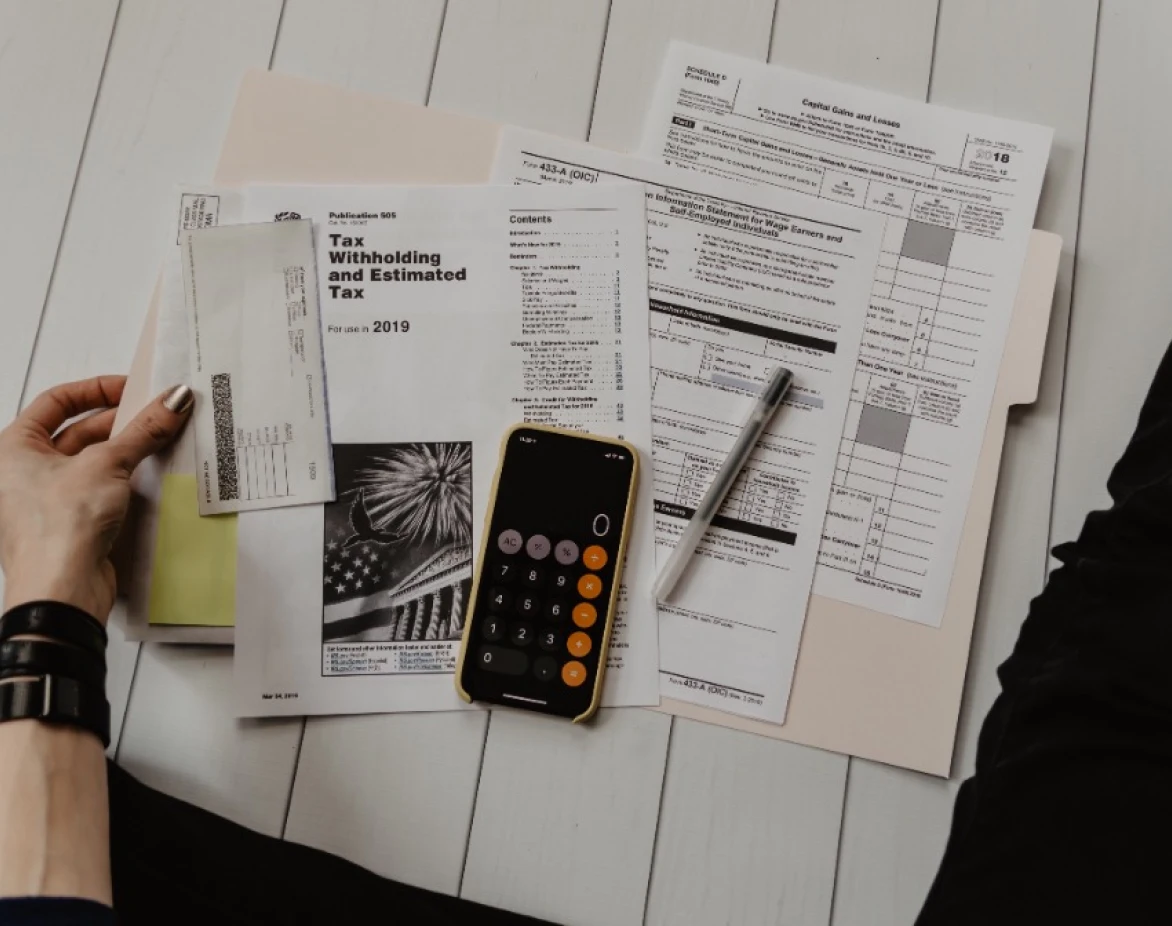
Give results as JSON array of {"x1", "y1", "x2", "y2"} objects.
[
  {"x1": 0, "y1": 898, "x2": 115, "y2": 925},
  {"x1": 917, "y1": 342, "x2": 1172, "y2": 925}
]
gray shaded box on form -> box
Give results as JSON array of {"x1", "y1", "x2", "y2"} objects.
[
  {"x1": 856, "y1": 404, "x2": 912, "y2": 454},
  {"x1": 901, "y1": 219, "x2": 955, "y2": 266}
]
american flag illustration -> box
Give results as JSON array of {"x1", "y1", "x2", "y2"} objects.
[
  {"x1": 322, "y1": 443, "x2": 473, "y2": 644},
  {"x1": 322, "y1": 533, "x2": 394, "y2": 607}
]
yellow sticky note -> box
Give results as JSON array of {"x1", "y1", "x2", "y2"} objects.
[{"x1": 148, "y1": 474, "x2": 237, "y2": 626}]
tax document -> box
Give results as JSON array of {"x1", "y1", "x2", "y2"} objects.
[
  {"x1": 234, "y1": 183, "x2": 658, "y2": 716},
  {"x1": 641, "y1": 43, "x2": 1052, "y2": 626},
  {"x1": 494, "y1": 129, "x2": 883, "y2": 722},
  {"x1": 180, "y1": 219, "x2": 335, "y2": 515}
]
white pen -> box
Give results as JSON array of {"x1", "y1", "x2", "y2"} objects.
[{"x1": 653, "y1": 365, "x2": 795, "y2": 603}]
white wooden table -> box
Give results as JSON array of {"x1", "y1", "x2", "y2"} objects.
[{"x1": 7, "y1": 1, "x2": 1169, "y2": 922}]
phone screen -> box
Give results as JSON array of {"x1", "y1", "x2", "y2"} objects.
[{"x1": 460, "y1": 427, "x2": 636, "y2": 718}]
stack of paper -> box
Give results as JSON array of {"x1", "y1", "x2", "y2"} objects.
[
  {"x1": 640, "y1": 44, "x2": 1053, "y2": 629},
  {"x1": 116, "y1": 41, "x2": 1052, "y2": 746}
]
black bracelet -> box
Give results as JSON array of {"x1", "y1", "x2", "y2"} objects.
[
  {"x1": 0, "y1": 601, "x2": 107, "y2": 658},
  {"x1": 0, "y1": 640, "x2": 107, "y2": 690},
  {"x1": 0, "y1": 676, "x2": 110, "y2": 747}
]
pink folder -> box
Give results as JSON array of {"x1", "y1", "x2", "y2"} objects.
[{"x1": 117, "y1": 70, "x2": 1061, "y2": 775}]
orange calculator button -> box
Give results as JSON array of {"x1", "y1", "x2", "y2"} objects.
[
  {"x1": 577, "y1": 574, "x2": 602, "y2": 599},
  {"x1": 562, "y1": 661, "x2": 588, "y2": 687},
  {"x1": 572, "y1": 602, "x2": 597, "y2": 628},
  {"x1": 567, "y1": 631, "x2": 593, "y2": 658},
  {"x1": 583, "y1": 545, "x2": 608, "y2": 570}
]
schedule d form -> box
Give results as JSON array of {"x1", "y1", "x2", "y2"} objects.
[
  {"x1": 494, "y1": 130, "x2": 883, "y2": 722},
  {"x1": 641, "y1": 43, "x2": 1053, "y2": 626}
]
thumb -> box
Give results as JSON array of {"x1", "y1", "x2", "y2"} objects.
[{"x1": 104, "y1": 384, "x2": 194, "y2": 475}]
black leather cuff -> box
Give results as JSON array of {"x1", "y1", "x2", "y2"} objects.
[
  {"x1": 0, "y1": 639, "x2": 107, "y2": 689},
  {"x1": 0, "y1": 676, "x2": 110, "y2": 747},
  {"x1": 0, "y1": 601, "x2": 107, "y2": 658}
]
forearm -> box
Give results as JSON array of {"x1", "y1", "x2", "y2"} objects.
[
  {"x1": 0, "y1": 720, "x2": 110, "y2": 904},
  {"x1": 0, "y1": 376, "x2": 191, "y2": 912},
  {"x1": 0, "y1": 576, "x2": 113, "y2": 905}
]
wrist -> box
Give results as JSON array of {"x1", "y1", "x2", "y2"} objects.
[{"x1": 3, "y1": 573, "x2": 108, "y2": 626}]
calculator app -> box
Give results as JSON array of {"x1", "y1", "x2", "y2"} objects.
[{"x1": 459, "y1": 427, "x2": 637, "y2": 718}]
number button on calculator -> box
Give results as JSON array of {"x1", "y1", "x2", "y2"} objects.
[
  {"x1": 479, "y1": 645, "x2": 527, "y2": 675},
  {"x1": 475, "y1": 532, "x2": 615, "y2": 702},
  {"x1": 544, "y1": 599, "x2": 567, "y2": 622},
  {"x1": 482, "y1": 617, "x2": 505, "y2": 642},
  {"x1": 510, "y1": 622, "x2": 533, "y2": 646},
  {"x1": 550, "y1": 571, "x2": 573, "y2": 594}
]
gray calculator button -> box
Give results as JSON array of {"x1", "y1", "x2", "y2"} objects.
[
  {"x1": 554, "y1": 540, "x2": 579, "y2": 565},
  {"x1": 526, "y1": 534, "x2": 551, "y2": 560},
  {"x1": 498, "y1": 529, "x2": 523, "y2": 555}
]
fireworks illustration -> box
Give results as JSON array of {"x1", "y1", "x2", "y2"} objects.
[{"x1": 353, "y1": 443, "x2": 473, "y2": 548}]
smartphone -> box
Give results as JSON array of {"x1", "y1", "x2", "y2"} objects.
[{"x1": 456, "y1": 424, "x2": 639, "y2": 721}]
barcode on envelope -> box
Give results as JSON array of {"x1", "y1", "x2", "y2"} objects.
[{"x1": 210, "y1": 373, "x2": 239, "y2": 501}]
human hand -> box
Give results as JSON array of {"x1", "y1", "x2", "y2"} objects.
[{"x1": 0, "y1": 377, "x2": 193, "y2": 624}]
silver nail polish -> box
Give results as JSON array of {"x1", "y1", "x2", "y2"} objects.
[{"x1": 163, "y1": 384, "x2": 194, "y2": 415}]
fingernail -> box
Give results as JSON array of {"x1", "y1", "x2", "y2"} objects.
[{"x1": 163, "y1": 384, "x2": 194, "y2": 415}]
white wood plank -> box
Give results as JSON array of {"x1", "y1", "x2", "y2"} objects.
[
  {"x1": 462, "y1": 709, "x2": 671, "y2": 925},
  {"x1": 429, "y1": 0, "x2": 610, "y2": 140},
  {"x1": 22, "y1": 0, "x2": 283, "y2": 398},
  {"x1": 1051, "y1": 1, "x2": 1172, "y2": 551},
  {"x1": 284, "y1": 712, "x2": 489, "y2": 893},
  {"x1": 770, "y1": 0, "x2": 937, "y2": 100},
  {"x1": 831, "y1": 3, "x2": 1099, "y2": 924},
  {"x1": 589, "y1": 0, "x2": 777, "y2": 151},
  {"x1": 19, "y1": 0, "x2": 285, "y2": 781},
  {"x1": 0, "y1": 0, "x2": 115, "y2": 423},
  {"x1": 831, "y1": 764, "x2": 954, "y2": 925},
  {"x1": 266, "y1": 1, "x2": 490, "y2": 892},
  {"x1": 103, "y1": 617, "x2": 139, "y2": 755},
  {"x1": 646, "y1": 721, "x2": 847, "y2": 926},
  {"x1": 0, "y1": 0, "x2": 119, "y2": 738},
  {"x1": 272, "y1": 0, "x2": 445, "y2": 102},
  {"x1": 117, "y1": 644, "x2": 301, "y2": 836}
]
